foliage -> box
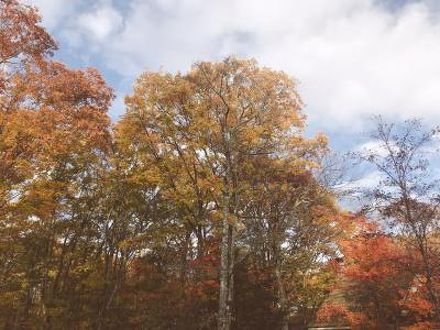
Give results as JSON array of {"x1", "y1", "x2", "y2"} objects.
[{"x1": 4, "y1": 1, "x2": 440, "y2": 329}]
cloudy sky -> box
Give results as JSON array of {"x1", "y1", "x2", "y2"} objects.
[{"x1": 28, "y1": 0, "x2": 440, "y2": 153}]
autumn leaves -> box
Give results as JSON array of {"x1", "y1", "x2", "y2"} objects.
[{"x1": 3, "y1": 1, "x2": 440, "y2": 329}]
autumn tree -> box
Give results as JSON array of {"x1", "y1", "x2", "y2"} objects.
[
  {"x1": 117, "y1": 57, "x2": 332, "y2": 329},
  {"x1": 358, "y1": 117, "x2": 440, "y2": 323},
  {"x1": 240, "y1": 155, "x2": 339, "y2": 329},
  {"x1": 342, "y1": 218, "x2": 411, "y2": 328},
  {"x1": 0, "y1": 0, "x2": 56, "y2": 218},
  {"x1": 0, "y1": 1, "x2": 113, "y2": 327}
]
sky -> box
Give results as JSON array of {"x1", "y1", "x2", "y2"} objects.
[{"x1": 27, "y1": 0, "x2": 440, "y2": 156}]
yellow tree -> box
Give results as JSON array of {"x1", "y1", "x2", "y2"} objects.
[{"x1": 120, "y1": 57, "x2": 327, "y2": 329}]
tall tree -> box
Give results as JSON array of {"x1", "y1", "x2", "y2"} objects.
[{"x1": 118, "y1": 57, "x2": 327, "y2": 329}]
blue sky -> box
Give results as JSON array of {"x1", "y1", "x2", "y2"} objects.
[{"x1": 28, "y1": 0, "x2": 440, "y2": 158}]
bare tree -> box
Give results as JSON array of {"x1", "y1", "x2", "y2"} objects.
[{"x1": 358, "y1": 116, "x2": 440, "y2": 319}]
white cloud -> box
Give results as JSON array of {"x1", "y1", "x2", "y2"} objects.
[
  {"x1": 340, "y1": 170, "x2": 383, "y2": 191},
  {"x1": 29, "y1": 0, "x2": 440, "y2": 132},
  {"x1": 77, "y1": 5, "x2": 123, "y2": 41},
  {"x1": 25, "y1": 0, "x2": 80, "y2": 29},
  {"x1": 355, "y1": 140, "x2": 397, "y2": 157}
]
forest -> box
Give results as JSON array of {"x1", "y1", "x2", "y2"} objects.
[{"x1": 1, "y1": 1, "x2": 440, "y2": 329}]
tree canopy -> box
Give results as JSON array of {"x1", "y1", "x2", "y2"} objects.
[{"x1": 2, "y1": 1, "x2": 440, "y2": 329}]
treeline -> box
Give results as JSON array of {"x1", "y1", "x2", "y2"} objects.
[{"x1": 1, "y1": 1, "x2": 440, "y2": 329}]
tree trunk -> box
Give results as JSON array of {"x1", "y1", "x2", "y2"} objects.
[
  {"x1": 227, "y1": 222, "x2": 235, "y2": 326},
  {"x1": 180, "y1": 230, "x2": 191, "y2": 285},
  {"x1": 218, "y1": 189, "x2": 233, "y2": 330},
  {"x1": 275, "y1": 262, "x2": 289, "y2": 330}
]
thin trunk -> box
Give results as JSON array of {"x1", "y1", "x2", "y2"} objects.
[
  {"x1": 227, "y1": 223, "x2": 235, "y2": 326},
  {"x1": 218, "y1": 129, "x2": 235, "y2": 330},
  {"x1": 272, "y1": 216, "x2": 289, "y2": 330},
  {"x1": 218, "y1": 190, "x2": 232, "y2": 330},
  {"x1": 196, "y1": 226, "x2": 205, "y2": 281},
  {"x1": 180, "y1": 230, "x2": 191, "y2": 285},
  {"x1": 275, "y1": 260, "x2": 288, "y2": 330}
]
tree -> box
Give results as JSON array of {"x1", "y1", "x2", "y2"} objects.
[
  {"x1": 0, "y1": 0, "x2": 56, "y2": 218},
  {"x1": 342, "y1": 218, "x2": 410, "y2": 328},
  {"x1": 241, "y1": 155, "x2": 338, "y2": 329},
  {"x1": 0, "y1": 1, "x2": 113, "y2": 327},
  {"x1": 118, "y1": 57, "x2": 328, "y2": 329},
  {"x1": 358, "y1": 117, "x2": 440, "y2": 322}
]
